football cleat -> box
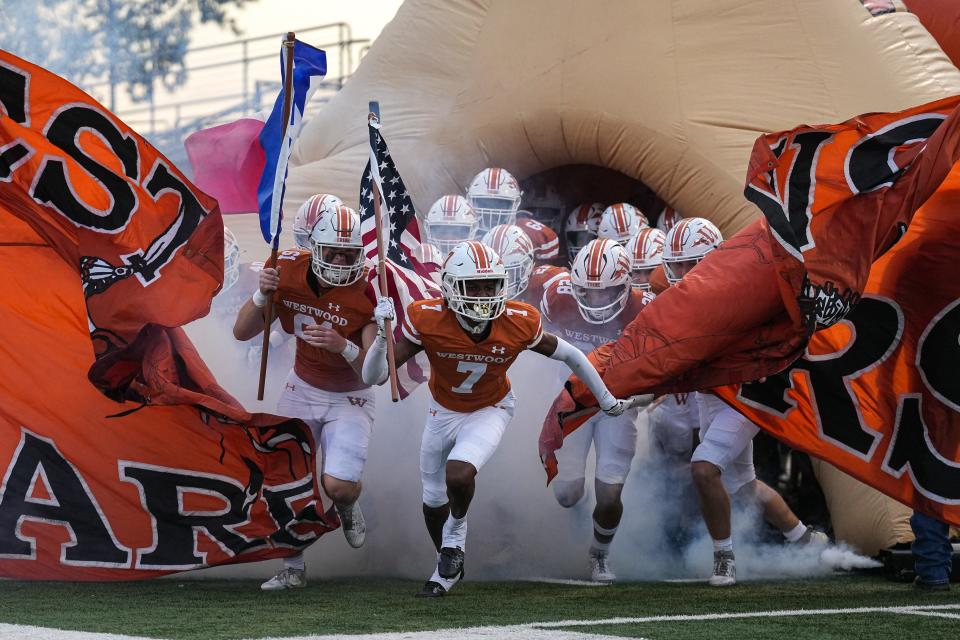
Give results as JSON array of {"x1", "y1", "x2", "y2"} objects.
[
  {"x1": 438, "y1": 546, "x2": 465, "y2": 580},
  {"x1": 709, "y1": 550, "x2": 736, "y2": 587},
  {"x1": 793, "y1": 526, "x2": 829, "y2": 546},
  {"x1": 589, "y1": 549, "x2": 616, "y2": 583},
  {"x1": 416, "y1": 580, "x2": 448, "y2": 598},
  {"x1": 337, "y1": 501, "x2": 366, "y2": 549},
  {"x1": 260, "y1": 567, "x2": 306, "y2": 591}
]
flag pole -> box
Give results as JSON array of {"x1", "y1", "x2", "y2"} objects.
[
  {"x1": 369, "y1": 102, "x2": 400, "y2": 402},
  {"x1": 257, "y1": 31, "x2": 296, "y2": 401}
]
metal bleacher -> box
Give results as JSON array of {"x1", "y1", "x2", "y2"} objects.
[{"x1": 82, "y1": 23, "x2": 369, "y2": 175}]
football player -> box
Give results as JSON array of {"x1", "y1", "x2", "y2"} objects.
[
  {"x1": 234, "y1": 202, "x2": 380, "y2": 591},
  {"x1": 596, "y1": 203, "x2": 646, "y2": 245},
  {"x1": 539, "y1": 238, "x2": 654, "y2": 582},
  {"x1": 466, "y1": 167, "x2": 523, "y2": 233},
  {"x1": 211, "y1": 228, "x2": 290, "y2": 362},
  {"x1": 564, "y1": 202, "x2": 605, "y2": 264},
  {"x1": 480, "y1": 224, "x2": 535, "y2": 300},
  {"x1": 624, "y1": 227, "x2": 665, "y2": 292},
  {"x1": 663, "y1": 218, "x2": 828, "y2": 587},
  {"x1": 515, "y1": 210, "x2": 561, "y2": 264},
  {"x1": 521, "y1": 263, "x2": 569, "y2": 309},
  {"x1": 655, "y1": 205, "x2": 683, "y2": 235},
  {"x1": 519, "y1": 182, "x2": 565, "y2": 228},
  {"x1": 424, "y1": 195, "x2": 479, "y2": 257},
  {"x1": 362, "y1": 240, "x2": 629, "y2": 597}
]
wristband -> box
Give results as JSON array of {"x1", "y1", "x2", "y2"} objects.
[
  {"x1": 252, "y1": 290, "x2": 268, "y2": 308},
  {"x1": 340, "y1": 340, "x2": 360, "y2": 362}
]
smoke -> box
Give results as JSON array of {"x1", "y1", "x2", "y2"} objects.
[{"x1": 181, "y1": 313, "x2": 877, "y2": 584}]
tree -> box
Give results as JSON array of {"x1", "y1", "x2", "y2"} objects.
[{"x1": 0, "y1": 0, "x2": 253, "y2": 108}]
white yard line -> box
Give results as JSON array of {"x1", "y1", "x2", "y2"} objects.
[
  {"x1": 533, "y1": 603, "x2": 960, "y2": 626},
  {"x1": 4, "y1": 604, "x2": 959, "y2": 640},
  {"x1": 892, "y1": 609, "x2": 960, "y2": 621}
]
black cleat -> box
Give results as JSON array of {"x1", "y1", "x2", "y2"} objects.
[
  {"x1": 438, "y1": 546, "x2": 465, "y2": 580},
  {"x1": 415, "y1": 580, "x2": 448, "y2": 598}
]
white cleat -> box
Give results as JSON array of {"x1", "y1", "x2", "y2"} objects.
[
  {"x1": 260, "y1": 567, "x2": 306, "y2": 591},
  {"x1": 709, "y1": 550, "x2": 736, "y2": 587},
  {"x1": 794, "y1": 526, "x2": 830, "y2": 546},
  {"x1": 589, "y1": 550, "x2": 616, "y2": 583},
  {"x1": 337, "y1": 501, "x2": 366, "y2": 548}
]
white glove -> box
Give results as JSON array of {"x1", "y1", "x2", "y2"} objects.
[
  {"x1": 374, "y1": 297, "x2": 396, "y2": 333},
  {"x1": 599, "y1": 392, "x2": 627, "y2": 417}
]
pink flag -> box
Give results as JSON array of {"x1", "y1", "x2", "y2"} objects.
[{"x1": 184, "y1": 117, "x2": 266, "y2": 214}]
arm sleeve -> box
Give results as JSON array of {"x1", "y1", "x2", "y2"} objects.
[
  {"x1": 547, "y1": 337, "x2": 615, "y2": 409},
  {"x1": 361, "y1": 333, "x2": 390, "y2": 385}
]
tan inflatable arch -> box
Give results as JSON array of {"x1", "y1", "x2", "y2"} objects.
[
  {"x1": 287, "y1": 0, "x2": 960, "y2": 238},
  {"x1": 281, "y1": 0, "x2": 960, "y2": 553}
]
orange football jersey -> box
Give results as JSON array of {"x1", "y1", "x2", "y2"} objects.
[
  {"x1": 516, "y1": 217, "x2": 560, "y2": 261},
  {"x1": 540, "y1": 277, "x2": 654, "y2": 352},
  {"x1": 267, "y1": 250, "x2": 376, "y2": 392},
  {"x1": 402, "y1": 298, "x2": 543, "y2": 412},
  {"x1": 519, "y1": 264, "x2": 568, "y2": 309}
]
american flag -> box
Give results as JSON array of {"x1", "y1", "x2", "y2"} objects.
[{"x1": 359, "y1": 117, "x2": 439, "y2": 398}]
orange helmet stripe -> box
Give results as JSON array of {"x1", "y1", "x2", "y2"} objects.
[
  {"x1": 671, "y1": 219, "x2": 690, "y2": 253},
  {"x1": 614, "y1": 205, "x2": 629, "y2": 233},
  {"x1": 587, "y1": 239, "x2": 606, "y2": 278},
  {"x1": 487, "y1": 167, "x2": 500, "y2": 191},
  {"x1": 468, "y1": 240, "x2": 490, "y2": 270}
]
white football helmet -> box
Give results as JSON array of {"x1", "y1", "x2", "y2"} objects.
[
  {"x1": 441, "y1": 240, "x2": 508, "y2": 322},
  {"x1": 293, "y1": 193, "x2": 344, "y2": 250},
  {"x1": 656, "y1": 206, "x2": 683, "y2": 234},
  {"x1": 425, "y1": 195, "x2": 479, "y2": 255},
  {"x1": 223, "y1": 226, "x2": 241, "y2": 292},
  {"x1": 597, "y1": 203, "x2": 645, "y2": 244},
  {"x1": 625, "y1": 227, "x2": 665, "y2": 291},
  {"x1": 565, "y1": 202, "x2": 605, "y2": 263},
  {"x1": 466, "y1": 167, "x2": 522, "y2": 232},
  {"x1": 310, "y1": 204, "x2": 365, "y2": 286},
  {"x1": 569, "y1": 238, "x2": 632, "y2": 324},
  {"x1": 481, "y1": 224, "x2": 535, "y2": 299},
  {"x1": 662, "y1": 217, "x2": 722, "y2": 284}
]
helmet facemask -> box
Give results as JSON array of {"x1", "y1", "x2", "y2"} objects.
[
  {"x1": 442, "y1": 274, "x2": 507, "y2": 323},
  {"x1": 663, "y1": 253, "x2": 708, "y2": 285},
  {"x1": 429, "y1": 222, "x2": 477, "y2": 255},
  {"x1": 311, "y1": 242, "x2": 365, "y2": 286},
  {"x1": 572, "y1": 282, "x2": 630, "y2": 324},
  {"x1": 503, "y1": 254, "x2": 534, "y2": 299},
  {"x1": 630, "y1": 266, "x2": 656, "y2": 292},
  {"x1": 470, "y1": 195, "x2": 520, "y2": 233}
]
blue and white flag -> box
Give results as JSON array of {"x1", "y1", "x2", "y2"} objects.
[{"x1": 257, "y1": 39, "x2": 327, "y2": 245}]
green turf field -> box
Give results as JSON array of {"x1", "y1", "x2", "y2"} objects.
[{"x1": 0, "y1": 574, "x2": 957, "y2": 639}]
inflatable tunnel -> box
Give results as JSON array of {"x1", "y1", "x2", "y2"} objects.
[{"x1": 276, "y1": 0, "x2": 960, "y2": 554}]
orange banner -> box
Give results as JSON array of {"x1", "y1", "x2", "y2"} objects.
[
  {"x1": 716, "y1": 162, "x2": 960, "y2": 526},
  {"x1": 0, "y1": 50, "x2": 335, "y2": 580}
]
